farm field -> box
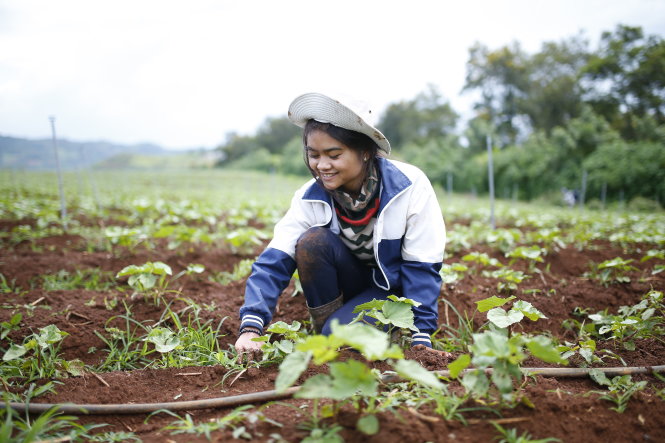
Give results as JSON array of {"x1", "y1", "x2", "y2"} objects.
[{"x1": 1, "y1": 170, "x2": 664, "y2": 442}]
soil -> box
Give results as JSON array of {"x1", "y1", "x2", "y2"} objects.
[{"x1": 1, "y1": 220, "x2": 664, "y2": 442}]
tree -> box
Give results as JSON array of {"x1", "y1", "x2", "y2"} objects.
[
  {"x1": 378, "y1": 85, "x2": 458, "y2": 149},
  {"x1": 582, "y1": 25, "x2": 665, "y2": 140},
  {"x1": 521, "y1": 35, "x2": 589, "y2": 134},
  {"x1": 463, "y1": 42, "x2": 530, "y2": 147}
]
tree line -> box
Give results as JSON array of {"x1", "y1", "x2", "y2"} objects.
[{"x1": 216, "y1": 25, "x2": 665, "y2": 209}]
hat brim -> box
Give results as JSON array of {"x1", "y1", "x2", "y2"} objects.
[{"x1": 288, "y1": 92, "x2": 391, "y2": 155}]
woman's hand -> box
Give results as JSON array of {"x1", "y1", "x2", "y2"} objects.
[
  {"x1": 234, "y1": 332, "x2": 263, "y2": 362},
  {"x1": 412, "y1": 344, "x2": 453, "y2": 360}
]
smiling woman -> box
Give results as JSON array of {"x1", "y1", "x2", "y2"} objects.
[{"x1": 234, "y1": 92, "x2": 447, "y2": 358}]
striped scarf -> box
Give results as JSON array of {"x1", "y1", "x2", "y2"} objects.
[{"x1": 331, "y1": 163, "x2": 380, "y2": 266}]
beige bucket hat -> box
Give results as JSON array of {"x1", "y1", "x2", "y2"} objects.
[{"x1": 287, "y1": 92, "x2": 391, "y2": 155}]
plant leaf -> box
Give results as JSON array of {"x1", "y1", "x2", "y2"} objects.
[
  {"x1": 393, "y1": 359, "x2": 443, "y2": 389},
  {"x1": 476, "y1": 295, "x2": 515, "y2": 312},
  {"x1": 3, "y1": 344, "x2": 27, "y2": 361},
  {"x1": 275, "y1": 351, "x2": 311, "y2": 392},
  {"x1": 448, "y1": 353, "x2": 471, "y2": 378},
  {"x1": 513, "y1": 300, "x2": 547, "y2": 321},
  {"x1": 487, "y1": 307, "x2": 524, "y2": 328},
  {"x1": 357, "y1": 414, "x2": 379, "y2": 435}
]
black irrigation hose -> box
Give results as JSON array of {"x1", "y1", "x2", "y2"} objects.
[{"x1": 9, "y1": 365, "x2": 665, "y2": 415}]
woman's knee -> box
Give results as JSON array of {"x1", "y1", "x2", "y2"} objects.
[{"x1": 295, "y1": 227, "x2": 334, "y2": 261}]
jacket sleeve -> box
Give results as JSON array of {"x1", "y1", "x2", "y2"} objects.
[
  {"x1": 400, "y1": 172, "x2": 446, "y2": 347},
  {"x1": 239, "y1": 248, "x2": 296, "y2": 333},
  {"x1": 238, "y1": 181, "x2": 322, "y2": 333}
]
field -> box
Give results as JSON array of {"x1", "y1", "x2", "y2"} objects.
[{"x1": 1, "y1": 169, "x2": 664, "y2": 442}]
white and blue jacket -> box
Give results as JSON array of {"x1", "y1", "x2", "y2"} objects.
[{"x1": 239, "y1": 158, "x2": 446, "y2": 345}]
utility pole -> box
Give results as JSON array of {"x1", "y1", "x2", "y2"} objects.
[
  {"x1": 487, "y1": 134, "x2": 496, "y2": 230},
  {"x1": 49, "y1": 116, "x2": 68, "y2": 230}
]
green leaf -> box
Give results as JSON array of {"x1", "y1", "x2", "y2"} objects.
[
  {"x1": 3, "y1": 344, "x2": 27, "y2": 361},
  {"x1": 328, "y1": 360, "x2": 378, "y2": 399},
  {"x1": 145, "y1": 327, "x2": 180, "y2": 353},
  {"x1": 526, "y1": 336, "x2": 567, "y2": 364},
  {"x1": 387, "y1": 295, "x2": 422, "y2": 307},
  {"x1": 186, "y1": 264, "x2": 205, "y2": 274},
  {"x1": 267, "y1": 321, "x2": 301, "y2": 334},
  {"x1": 297, "y1": 335, "x2": 341, "y2": 365},
  {"x1": 63, "y1": 359, "x2": 86, "y2": 377},
  {"x1": 476, "y1": 295, "x2": 515, "y2": 312},
  {"x1": 330, "y1": 321, "x2": 391, "y2": 361},
  {"x1": 461, "y1": 370, "x2": 490, "y2": 397},
  {"x1": 352, "y1": 299, "x2": 385, "y2": 313},
  {"x1": 276, "y1": 351, "x2": 311, "y2": 392},
  {"x1": 147, "y1": 261, "x2": 173, "y2": 275},
  {"x1": 295, "y1": 374, "x2": 335, "y2": 399},
  {"x1": 381, "y1": 300, "x2": 416, "y2": 330},
  {"x1": 128, "y1": 273, "x2": 157, "y2": 291},
  {"x1": 393, "y1": 359, "x2": 443, "y2": 389},
  {"x1": 589, "y1": 368, "x2": 611, "y2": 386},
  {"x1": 357, "y1": 414, "x2": 379, "y2": 435},
  {"x1": 116, "y1": 264, "x2": 141, "y2": 277},
  {"x1": 487, "y1": 307, "x2": 524, "y2": 328},
  {"x1": 35, "y1": 324, "x2": 67, "y2": 348},
  {"x1": 512, "y1": 300, "x2": 547, "y2": 321},
  {"x1": 295, "y1": 360, "x2": 378, "y2": 401},
  {"x1": 448, "y1": 353, "x2": 471, "y2": 378}
]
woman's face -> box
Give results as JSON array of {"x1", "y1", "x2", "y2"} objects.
[{"x1": 306, "y1": 129, "x2": 365, "y2": 196}]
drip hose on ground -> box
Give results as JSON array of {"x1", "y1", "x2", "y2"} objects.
[{"x1": 9, "y1": 365, "x2": 665, "y2": 415}]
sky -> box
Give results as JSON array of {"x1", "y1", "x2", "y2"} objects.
[{"x1": 1, "y1": 0, "x2": 664, "y2": 150}]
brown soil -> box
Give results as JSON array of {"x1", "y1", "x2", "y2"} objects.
[{"x1": 1, "y1": 221, "x2": 664, "y2": 442}]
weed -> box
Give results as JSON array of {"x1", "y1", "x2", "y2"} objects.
[
  {"x1": 589, "y1": 370, "x2": 647, "y2": 413},
  {"x1": 492, "y1": 422, "x2": 560, "y2": 442},
  {"x1": 584, "y1": 257, "x2": 638, "y2": 286},
  {"x1": 39, "y1": 268, "x2": 116, "y2": 291}
]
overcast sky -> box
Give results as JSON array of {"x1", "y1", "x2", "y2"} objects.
[{"x1": 1, "y1": 0, "x2": 664, "y2": 150}]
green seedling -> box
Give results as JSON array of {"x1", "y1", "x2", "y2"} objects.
[
  {"x1": 585, "y1": 290, "x2": 664, "y2": 350},
  {"x1": 352, "y1": 295, "x2": 421, "y2": 343},
  {"x1": 525, "y1": 228, "x2": 566, "y2": 253},
  {"x1": 252, "y1": 321, "x2": 307, "y2": 363},
  {"x1": 450, "y1": 329, "x2": 566, "y2": 403},
  {"x1": 226, "y1": 227, "x2": 269, "y2": 254},
  {"x1": 584, "y1": 257, "x2": 638, "y2": 286},
  {"x1": 39, "y1": 268, "x2": 116, "y2": 291},
  {"x1": 439, "y1": 262, "x2": 470, "y2": 284},
  {"x1": 0, "y1": 273, "x2": 22, "y2": 294},
  {"x1": 156, "y1": 405, "x2": 278, "y2": 440},
  {"x1": 2, "y1": 324, "x2": 84, "y2": 381},
  {"x1": 589, "y1": 370, "x2": 647, "y2": 413},
  {"x1": 0, "y1": 404, "x2": 107, "y2": 443},
  {"x1": 482, "y1": 268, "x2": 529, "y2": 294},
  {"x1": 1, "y1": 312, "x2": 22, "y2": 341},
  {"x1": 116, "y1": 261, "x2": 173, "y2": 305},
  {"x1": 506, "y1": 245, "x2": 546, "y2": 273},
  {"x1": 475, "y1": 295, "x2": 547, "y2": 329},
  {"x1": 492, "y1": 422, "x2": 560, "y2": 443},
  {"x1": 210, "y1": 258, "x2": 254, "y2": 285},
  {"x1": 462, "y1": 252, "x2": 504, "y2": 271}
]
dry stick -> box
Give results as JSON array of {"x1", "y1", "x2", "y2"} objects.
[
  {"x1": 466, "y1": 416, "x2": 530, "y2": 425},
  {"x1": 30, "y1": 297, "x2": 45, "y2": 306},
  {"x1": 10, "y1": 365, "x2": 664, "y2": 415},
  {"x1": 176, "y1": 372, "x2": 203, "y2": 376},
  {"x1": 91, "y1": 372, "x2": 110, "y2": 388}
]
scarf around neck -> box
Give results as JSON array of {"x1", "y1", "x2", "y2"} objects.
[{"x1": 329, "y1": 161, "x2": 379, "y2": 213}]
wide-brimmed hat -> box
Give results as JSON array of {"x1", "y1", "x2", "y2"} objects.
[{"x1": 287, "y1": 92, "x2": 391, "y2": 155}]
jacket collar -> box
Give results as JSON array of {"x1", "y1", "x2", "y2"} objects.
[{"x1": 301, "y1": 157, "x2": 412, "y2": 211}]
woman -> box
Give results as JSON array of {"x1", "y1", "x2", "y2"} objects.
[{"x1": 234, "y1": 92, "x2": 446, "y2": 357}]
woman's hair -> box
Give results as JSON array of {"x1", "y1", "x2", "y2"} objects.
[{"x1": 302, "y1": 119, "x2": 383, "y2": 182}]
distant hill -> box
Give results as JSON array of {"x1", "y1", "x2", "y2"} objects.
[{"x1": 0, "y1": 134, "x2": 168, "y2": 170}]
